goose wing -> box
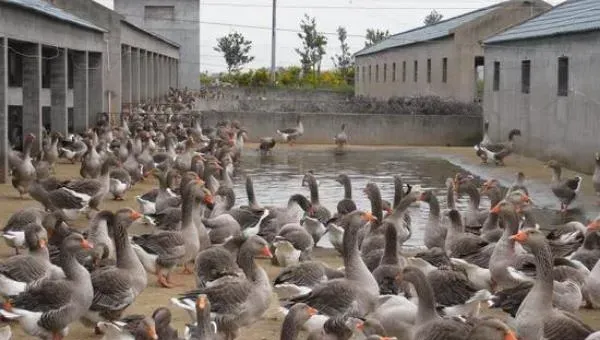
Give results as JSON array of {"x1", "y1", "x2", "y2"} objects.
[
  {"x1": 287, "y1": 279, "x2": 361, "y2": 316},
  {"x1": 0, "y1": 256, "x2": 47, "y2": 282},
  {"x1": 179, "y1": 279, "x2": 252, "y2": 315},
  {"x1": 48, "y1": 188, "x2": 86, "y2": 209},
  {"x1": 132, "y1": 232, "x2": 185, "y2": 260},
  {"x1": 273, "y1": 262, "x2": 326, "y2": 287},
  {"x1": 90, "y1": 267, "x2": 136, "y2": 313},
  {"x1": 427, "y1": 269, "x2": 478, "y2": 306},
  {"x1": 544, "y1": 310, "x2": 593, "y2": 340},
  {"x1": 65, "y1": 179, "x2": 102, "y2": 196},
  {"x1": 10, "y1": 279, "x2": 73, "y2": 311}
]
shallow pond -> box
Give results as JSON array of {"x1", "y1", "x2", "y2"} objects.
[{"x1": 232, "y1": 147, "x2": 494, "y2": 248}]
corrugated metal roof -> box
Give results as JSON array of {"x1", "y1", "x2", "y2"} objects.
[
  {"x1": 485, "y1": 0, "x2": 600, "y2": 43},
  {"x1": 4, "y1": 0, "x2": 106, "y2": 32},
  {"x1": 354, "y1": 5, "x2": 501, "y2": 57}
]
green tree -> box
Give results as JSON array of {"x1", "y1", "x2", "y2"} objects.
[
  {"x1": 365, "y1": 28, "x2": 390, "y2": 48},
  {"x1": 214, "y1": 31, "x2": 255, "y2": 73},
  {"x1": 295, "y1": 14, "x2": 328, "y2": 82},
  {"x1": 424, "y1": 10, "x2": 443, "y2": 25},
  {"x1": 332, "y1": 26, "x2": 353, "y2": 85}
]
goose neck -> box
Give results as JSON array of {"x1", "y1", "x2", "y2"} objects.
[
  {"x1": 381, "y1": 225, "x2": 398, "y2": 265},
  {"x1": 427, "y1": 196, "x2": 441, "y2": 218},
  {"x1": 393, "y1": 179, "x2": 403, "y2": 209},
  {"x1": 237, "y1": 245, "x2": 259, "y2": 282},
  {"x1": 369, "y1": 193, "x2": 384, "y2": 223},
  {"x1": 181, "y1": 187, "x2": 196, "y2": 228},
  {"x1": 463, "y1": 185, "x2": 481, "y2": 209},
  {"x1": 551, "y1": 168, "x2": 561, "y2": 182},
  {"x1": 246, "y1": 178, "x2": 258, "y2": 207},
  {"x1": 343, "y1": 179, "x2": 352, "y2": 200},
  {"x1": 60, "y1": 248, "x2": 89, "y2": 283},
  {"x1": 280, "y1": 313, "x2": 302, "y2": 340},
  {"x1": 532, "y1": 241, "x2": 554, "y2": 292},
  {"x1": 405, "y1": 270, "x2": 439, "y2": 325},
  {"x1": 308, "y1": 178, "x2": 320, "y2": 204}
]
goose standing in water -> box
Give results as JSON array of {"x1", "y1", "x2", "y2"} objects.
[
  {"x1": 258, "y1": 137, "x2": 276, "y2": 156},
  {"x1": 302, "y1": 173, "x2": 331, "y2": 245},
  {"x1": 277, "y1": 116, "x2": 304, "y2": 146},
  {"x1": 334, "y1": 124, "x2": 348, "y2": 151},
  {"x1": 335, "y1": 174, "x2": 357, "y2": 215},
  {"x1": 474, "y1": 128, "x2": 521, "y2": 166}
]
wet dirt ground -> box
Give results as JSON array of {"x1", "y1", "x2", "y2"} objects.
[{"x1": 2, "y1": 145, "x2": 600, "y2": 339}]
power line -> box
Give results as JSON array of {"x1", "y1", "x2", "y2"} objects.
[{"x1": 200, "y1": 3, "x2": 483, "y2": 10}]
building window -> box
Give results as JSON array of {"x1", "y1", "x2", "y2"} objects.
[
  {"x1": 68, "y1": 108, "x2": 74, "y2": 133},
  {"x1": 493, "y1": 61, "x2": 500, "y2": 92},
  {"x1": 8, "y1": 49, "x2": 23, "y2": 87},
  {"x1": 42, "y1": 107, "x2": 51, "y2": 132},
  {"x1": 558, "y1": 57, "x2": 569, "y2": 96},
  {"x1": 375, "y1": 64, "x2": 379, "y2": 82},
  {"x1": 392, "y1": 63, "x2": 396, "y2": 82},
  {"x1": 442, "y1": 58, "x2": 448, "y2": 83},
  {"x1": 368, "y1": 65, "x2": 372, "y2": 83},
  {"x1": 402, "y1": 61, "x2": 406, "y2": 82},
  {"x1": 356, "y1": 66, "x2": 359, "y2": 82},
  {"x1": 42, "y1": 58, "x2": 51, "y2": 89},
  {"x1": 362, "y1": 66, "x2": 366, "y2": 83},
  {"x1": 413, "y1": 60, "x2": 418, "y2": 82},
  {"x1": 144, "y1": 6, "x2": 175, "y2": 20},
  {"x1": 68, "y1": 56, "x2": 74, "y2": 89},
  {"x1": 383, "y1": 63, "x2": 387, "y2": 82},
  {"x1": 521, "y1": 60, "x2": 531, "y2": 94},
  {"x1": 426, "y1": 58, "x2": 432, "y2": 83}
]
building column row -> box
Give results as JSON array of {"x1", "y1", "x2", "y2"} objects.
[{"x1": 0, "y1": 37, "x2": 8, "y2": 183}]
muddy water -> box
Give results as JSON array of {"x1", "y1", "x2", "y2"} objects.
[{"x1": 232, "y1": 148, "x2": 494, "y2": 248}]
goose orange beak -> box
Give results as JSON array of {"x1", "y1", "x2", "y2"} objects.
[
  {"x1": 261, "y1": 246, "x2": 273, "y2": 258},
  {"x1": 361, "y1": 212, "x2": 377, "y2": 222},
  {"x1": 130, "y1": 210, "x2": 142, "y2": 220},
  {"x1": 490, "y1": 203, "x2": 501, "y2": 214},
  {"x1": 356, "y1": 321, "x2": 364, "y2": 331},
  {"x1": 81, "y1": 239, "x2": 94, "y2": 249},
  {"x1": 418, "y1": 192, "x2": 426, "y2": 201},
  {"x1": 307, "y1": 306, "x2": 318, "y2": 316},
  {"x1": 39, "y1": 239, "x2": 47, "y2": 249},
  {"x1": 504, "y1": 330, "x2": 517, "y2": 340},
  {"x1": 521, "y1": 195, "x2": 531, "y2": 203},
  {"x1": 196, "y1": 295, "x2": 207, "y2": 309},
  {"x1": 588, "y1": 220, "x2": 600, "y2": 231},
  {"x1": 204, "y1": 194, "x2": 214, "y2": 205},
  {"x1": 509, "y1": 230, "x2": 528, "y2": 243},
  {"x1": 147, "y1": 325, "x2": 158, "y2": 340}
]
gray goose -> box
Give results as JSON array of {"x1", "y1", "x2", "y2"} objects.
[
  {"x1": 42, "y1": 132, "x2": 61, "y2": 173},
  {"x1": 2, "y1": 207, "x2": 51, "y2": 254},
  {"x1": 285, "y1": 211, "x2": 379, "y2": 317},
  {"x1": 28, "y1": 180, "x2": 89, "y2": 220},
  {"x1": 109, "y1": 166, "x2": 132, "y2": 201},
  {"x1": 0, "y1": 233, "x2": 94, "y2": 340},
  {"x1": 184, "y1": 294, "x2": 216, "y2": 340},
  {"x1": 152, "y1": 307, "x2": 178, "y2": 340},
  {"x1": 418, "y1": 190, "x2": 447, "y2": 250},
  {"x1": 194, "y1": 237, "x2": 245, "y2": 288},
  {"x1": 64, "y1": 157, "x2": 120, "y2": 213},
  {"x1": 258, "y1": 137, "x2": 276, "y2": 155},
  {"x1": 372, "y1": 224, "x2": 404, "y2": 295},
  {"x1": 334, "y1": 124, "x2": 348, "y2": 150},
  {"x1": 511, "y1": 229, "x2": 593, "y2": 340},
  {"x1": 455, "y1": 182, "x2": 488, "y2": 228},
  {"x1": 96, "y1": 314, "x2": 157, "y2": 340},
  {"x1": 81, "y1": 209, "x2": 146, "y2": 329},
  {"x1": 0, "y1": 223, "x2": 64, "y2": 296},
  {"x1": 398, "y1": 267, "x2": 472, "y2": 340},
  {"x1": 444, "y1": 210, "x2": 492, "y2": 268},
  {"x1": 467, "y1": 317, "x2": 517, "y2": 340},
  {"x1": 80, "y1": 136, "x2": 102, "y2": 178},
  {"x1": 11, "y1": 133, "x2": 36, "y2": 199},
  {"x1": 273, "y1": 261, "x2": 344, "y2": 300},
  {"x1": 273, "y1": 223, "x2": 315, "y2": 267},
  {"x1": 546, "y1": 160, "x2": 583, "y2": 212},
  {"x1": 277, "y1": 116, "x2": 304, "y2": 145},
  {"x1": 571, "y1": 221, "x2": 600, "y2": 270},
  {"x1": 306, "y1": 316, "x2": 355, "y2": 340},
  {"x1": 335, "y1": 174, "x2": 357, "y2": 215},
  {"x1": 302, "y1": 173, "x2": 331, "y2": 245},
  {"x1": 474, "y1": 128, "x2": 521, "y2": 165},
  {"x1": 173, "y1": 236, "x2": 273, "y2": 340},
  {"x1": 280, "y1": 303, "x2": 318, "y2": 340}
]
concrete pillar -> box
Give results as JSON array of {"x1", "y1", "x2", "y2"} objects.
[
  {"x1": 148, "y1": 52, "x2": 154, "y2": 102},
  {"x1": 50, "y1": 47, "x2": 68, "y2": 136},
  {"x1": 175, "y1": 60, "x2": 179, "y2": 88},
  {"x1": 0, "y1": 37, "x2": 8, "y2": 183},
  {"x1": 22, "y1": 43, "x2": 42, "y2": 151},
  {"x1": 121, "y1": 45, "x2": 132, "y2": 107},
  {"x1": 157, "y1": 55, "x2": 162, "y2": 99},
  {"x1": 72, "y1": 50, "x2": 88, "y2": 133},
  {"x1": 160, "y1": 55, "x2": 166, "y2": 97},
  {"x1": 140, "y1": 50, "x2": 147, "y2": 102},
  {"x1": 131, "y1": 48, "x2": 140, "y2": 104},
  {"x1": 88, "y1": 52, "x2": 104, "y2": 121},
  {"x1": 153, "y1": 53, "x2": 159, "y2": 103}
]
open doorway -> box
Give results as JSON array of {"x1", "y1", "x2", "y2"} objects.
[{"x1": 474, "y1": 56, "x2": 484, "y2": 103}]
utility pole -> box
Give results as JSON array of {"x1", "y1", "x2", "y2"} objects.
[{"x1": 270, "y1": 0, "x2": 277, "y2": 85}]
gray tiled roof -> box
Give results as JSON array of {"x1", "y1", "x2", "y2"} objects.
[
  {"x1": 485, "y1": 0, "x2": 600, "y2": 43},
  {"x1": 4, "y1": 0, "x2": 106, "y2": 32},
  {"x1": 354, "y1": 5, "x2": 501, "y2": 57}
]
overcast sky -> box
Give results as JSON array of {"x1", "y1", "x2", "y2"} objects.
[{"x1": 94, "y1": 0, "x2": 563, "y2": 73}]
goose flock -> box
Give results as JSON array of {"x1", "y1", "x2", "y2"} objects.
[{"x1": 2, "y1": 93, "x2": 600, "y2": 340}]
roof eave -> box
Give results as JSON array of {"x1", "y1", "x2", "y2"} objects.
[
  {"x1": 484, "y1": 27, "x2": 600, "y2": 45},
  {"x1": 121, "y1": 20, "x2": 180, "y2": 49}
]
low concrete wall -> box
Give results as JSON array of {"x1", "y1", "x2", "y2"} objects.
[{"x1": 201, "y1": 111, "x2": 482, "y2": 146}]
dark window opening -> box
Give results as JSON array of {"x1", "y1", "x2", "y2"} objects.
[
  {"x1": 402, "y1": 61, "x2": 406, "y2": 82},
  {"x1": 8, "y1": 106, "x2": 23, "y2": 150},
  {"x1": 41, "y1": 57, "x2": 51, "y2": 89},
  {"x1": 392, "y1": 63, "x2": 396, "y2": 82},
  {"x1": 68, "y1": 108, "x2": 74, "y2": 133},
  {"x1": 427, "y1": 58, "x2": 432, "y2": 83},
  {"x1": 362, "y1": 66, "x2": 366, "y2": 83},
  {"x1": 521, "y1": 60, "x2": 531, "y2": 94},
  {"x1": 442, "y1": 57, "x2": 448, "y2": 83},
  {"x1": 42, "y1": 107, "x2": 51, "y2": 133},
  {"x1": 375, "y1": 64, "x2": 379, "y2": 82},
  {"x1": 493, "y1": 61, "x2": 500, "y2": 92},
  {"x1": 368, "y1": 65, "x2": 372, "y2": 83},
  {"x1": 383, "y1": 63, "x2": 387, "y2": 82},
  {"x1": 558, "y1": 57, "x2": 569, "y2": 96},
  {"x1": 413, "y1": 60, "x2": 418, "y2": 82},
  {"x1": 8, "y1": 48, "x2": 23, "y2": 87}
]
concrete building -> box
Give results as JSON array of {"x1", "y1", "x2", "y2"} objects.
[
  {"x1": 114, "y1": 0, "x2": 200, "y2": 89},
  {"x1": 47, "y1": 0, "x2": 181, "y2": 112},
  {"x1": 354, "y1": 0, "x2": 551, "y2": 102},
  {"x1": 0, "y1": 0, "x2": 181, "y2": 182},
  {"x1": 483, "y1": 0, "x2": 600, "y2": 172}
]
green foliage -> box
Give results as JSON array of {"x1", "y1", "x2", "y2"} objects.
[
  {"x1": 424, "y1": 10, "x2": 444, "y2": 25},
  {"x1": 295, "y1": 14, "x2": 328, "y2": 80},
  {"x1": 332, "y1": 26, "x2": 353, "y2": 85},
  {"x1": 365, "y1": 29, "x2": 390, "y2": 48},
  {"x1": 214, "y1": 31, "x2": 255, "y2": 73}
]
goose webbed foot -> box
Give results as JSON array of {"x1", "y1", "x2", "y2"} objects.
[
  {"x1": 182, "y1": 263, "x2": 194, "y2": 275},
  {"x1": 157, "y1": 274, "x2": 175, "y2": 288}
]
